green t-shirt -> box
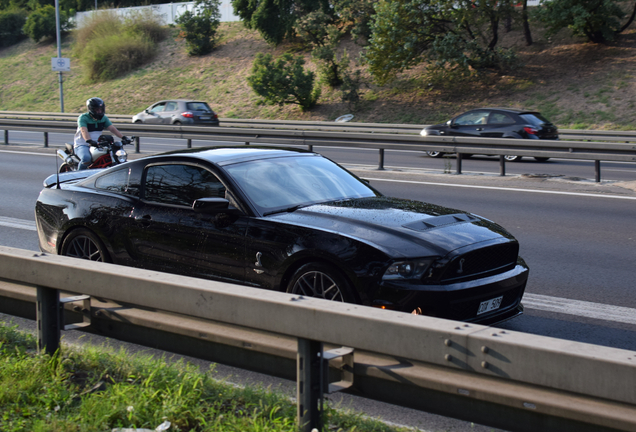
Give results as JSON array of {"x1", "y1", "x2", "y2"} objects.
[{"x1": 74, "y1": 113, "x2": 113, "y2": 146}]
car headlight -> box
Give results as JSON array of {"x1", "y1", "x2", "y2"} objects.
[
  {"x1": 420, "y1": 129, "x2": 428, "y2": 137},
  {"x1": 383, "y1": 259, "x2": 433, "y2": 281},
  {"x1": 115, "y1": 150, "x2": 127, "y2": 163}
]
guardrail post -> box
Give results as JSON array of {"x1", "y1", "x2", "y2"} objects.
[
  {"x1": 4, "y1": 130, "x2": 7, "y2": 145},
  {"x1": 308, "y1": 145, "x2": 313, "y2": 152},
  {"x1": 134, "y1": 136, "x2": 140, "y2": 153},
  {"x1": 499, "y1": 155, "x2": 506, "y2": 176},
  {"x1": 297, "y1": 338, "x2": 323, "y2": 432},
  {"x1": 36, "y1": 285, "x2": 61, "y2": 355},
  {"x1": 594, "y1": 160, "x2": 601, "y2": 182},
  {"x1": 378, "y1": 149, "x2": 385, "y2": 170},
  {"x1": 44, "y1": 132, "x2": 49, "y2": 148},
  {"x1": 456, "y1": 153, "x2": 463, "y2": 174},
  {"x1": 187, "y1": 139, "x2": 192, "y2": 149}
]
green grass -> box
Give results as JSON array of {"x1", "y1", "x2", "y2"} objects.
[{"x1": 0, "y1": 322, "x2": 411, "y2": 432}]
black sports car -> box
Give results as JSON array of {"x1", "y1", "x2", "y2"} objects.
[
  {"x1": 421, "y1": 108, "x2": 559, "y2": 162},
  {"x1": 35, "y1": 146, "x2": 529, "y2": 325}
]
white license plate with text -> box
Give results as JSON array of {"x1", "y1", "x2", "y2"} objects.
[
  {"x1": 477, "y1": 296, "x2": 503, "y2": 315},
  {"x1": 199, "y1": 116, "x2": 211, "y2": 120}
]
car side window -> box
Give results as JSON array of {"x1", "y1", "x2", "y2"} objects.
[
  {"x1": 165, "y1": 102, "x2": 178, "y2": 111},
  {"x1": 489, "y1": 113, "x2": 514, "y2": 125},
  {"x1": 143, "y1": 164, "x2": 226, "y2": 207},
  {"x1": 149, "y1": 103, "x2": 165, "y2": 113},
  {"x1": 455, "y1": 111, "x2": 490, "y2": 125},
  {"x1": 94, "y1": 167, "x2": 135, "y2": 195}
]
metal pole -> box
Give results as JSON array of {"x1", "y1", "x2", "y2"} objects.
[
  {"x1": 3, "y1": 130, "x2": 7, "y2": 145},
  {"x1": 456, "y1": 153, "x2": 463, "y2": 174},
  {"x1": 594, "y1": 160, "x2": 601, "y2": 182},
  {"x1": 378, "y1": 149, "x2": 385, "y2": 170},
  {"x1": 36, "y1": 285, "x2": 61, "y2": 355},
  {"x1": 499, "y1": 155, "x2": 506, "y2": 176},
  {"x1": 44, "y1": 132, "x2": 49, "y2": 148},
  {"x1": 54, "y1": 0, "x2": 64, "y2": 112},
  {"x1": 187, "y1": 138, "x2": 192, "y2": 149},
  {"x1": 308, "y1": 145, "x2": 313, "y2": 152},
  {"x1": 297, "y1": 338, "x2": 323, "y2": 432},
  {"x1": 135, "y1": 136, "x2": 140, "y2": 153}
]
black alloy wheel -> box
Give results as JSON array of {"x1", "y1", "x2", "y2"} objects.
[
  {"x1": 286, "y1": 263, "x2": 355, "y2": 303},
  {"x1": 504, "y1": 155, "x2": 522, "y2": 162},
  {"x1": 60, "y1": 228, "x2": 110, "y2": 262}
]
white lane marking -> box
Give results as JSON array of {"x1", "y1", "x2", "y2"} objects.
[
  {"x1": 0, "y1": 217, "x2": 37, "y2": 231},
  {"x1": 0, "y1": 149, "x2": 56, "y2": 156},
  {"x1": 523, "y1": 293, "x2": 636, "y2": 325},
  {"x1": 361, "y1": 177, "x2": 636, "y2": 200}
]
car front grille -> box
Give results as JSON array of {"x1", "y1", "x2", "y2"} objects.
[{"x1": 440, "y1": 242, "x2": 519, "y2": 283}]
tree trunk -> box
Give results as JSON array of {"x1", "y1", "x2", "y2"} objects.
[{"x1": 522, "y1": 0, "x2": 533, "y2": 46}]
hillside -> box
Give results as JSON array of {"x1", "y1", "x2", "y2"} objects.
[{"x1": 2, "y1": 21, "x2": 636, "y2": 129}]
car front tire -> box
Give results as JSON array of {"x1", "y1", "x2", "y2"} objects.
[
  {"x1": 286, "y1": 262, "x2": 356, "y2": 303},
  {"x1": 60, "y1": 228, "x2": 110, "y2": 262},
  {"x1": 504, "y1": 155, "x2": 522, "y2": 162},
  {"x1": 426, "y1": 151, "x2": 445, "y2": 158},
  {"x1": 534, "y1": 157, "x2": 550, "y2": 162}
]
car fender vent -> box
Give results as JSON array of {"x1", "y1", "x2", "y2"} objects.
[{"x1": 403, "y1": 213, "x2": 480, "y2": 231}]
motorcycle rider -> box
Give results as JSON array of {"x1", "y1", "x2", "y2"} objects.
[{"x1": 74, "y1": 97, "x2": 128, "y2": 170}]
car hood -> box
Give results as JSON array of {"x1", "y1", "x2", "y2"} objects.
[{"x1": 269, "y1": 197, "x2": 516, "y2": 258}]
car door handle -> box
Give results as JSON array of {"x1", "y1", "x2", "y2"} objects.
[
  {"x1": 134, "y1": 214, "x2": 152, "y2": 227},
  {"x1": 476, "y1": 127, "x2": 483, "y2": 131}
]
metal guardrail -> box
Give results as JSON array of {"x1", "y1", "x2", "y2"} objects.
[
  {"x1": 1, "y1": 246, "x2": 635, "y2": 432},
  {"x1": 1, "y1": 115, "x2": 635, "y2": 182}
]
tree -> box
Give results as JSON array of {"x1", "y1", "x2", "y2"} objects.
[
  {"x1": 247, "y1": 53, "x2": 320, "y2": 110},
  {"x1": 0, "y1": 9, "x2": 27, "y2": 47},
  {"x1": 333, "y1": 0, "x2": 376, "y2": 43},
  {"x1": 363, "y1": 0, "x2": 518, "y2": 85},
  {"x1": 231, "y1": 0, "x2": 331, "y2": 45},
  {"x1": 175, "y1": 0, "x2": 221, "y2": 56},
  {"x1": 534, "y1": 0, "x2": 635, "y2": 43},
  {"x1": 295, "y1": 10, "x2": 349, "y2": 87},
  {"x1": 23, "y1": 4, "x2": 69, "y2": 42}
]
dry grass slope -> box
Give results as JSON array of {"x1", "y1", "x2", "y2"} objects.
[{"x1": 2, "y1": 21, "x2": 636, "y2": 129}]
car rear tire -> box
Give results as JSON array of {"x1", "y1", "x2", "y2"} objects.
[
  {"x1": 60, "y1": 228, "x2": 110, "y2": 262},
  {"x1": 504, "y1": 155, "x2": 522, "y2": 162},
  {"x1": 173, "y1": 121, "x2": 182, "y2": 125},
  {"x1": 286, "y1": 262, "x2": 356, "y2": 303},
  {"x1": 534, "y1": 157, "x2": 550, "y2": 162},
  {"x1": 134, "y1": 120, "x2": 142, "y2": 124},
  {"x1": 426, "y1": 151, "x2": 445, "y2": 158}
]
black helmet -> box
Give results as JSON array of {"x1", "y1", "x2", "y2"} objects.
[{"x1": 87, "y1": 97, "x2": 105, "y2": 120}]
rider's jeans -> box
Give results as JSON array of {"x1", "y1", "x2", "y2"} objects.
[{"x1": 75, "y1": 145, "x2": 92, "y2": 170}]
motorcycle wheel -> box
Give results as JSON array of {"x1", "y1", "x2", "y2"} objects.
[{"x1": 59, "y1": 163, "x2": 74, "y2": 173}]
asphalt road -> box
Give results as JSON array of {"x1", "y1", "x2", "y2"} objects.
[{"x1": 1, "y1": 137, "x2": 635, "y2": 431}]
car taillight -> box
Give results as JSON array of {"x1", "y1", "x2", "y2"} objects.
[
  {"x1": 523, "y1": 126, "x2": 538, "y2": 135},
  {"x1": 181, "y1": 111, "x2": 194, "y2": 118}
]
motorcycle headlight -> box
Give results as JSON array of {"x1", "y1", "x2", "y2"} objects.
[
  {"x1": 383, "y1": 259, "x2": 433, "y2": 281},
  {"x1": 115, "y1": 150, "x2": 127, "y2": 163}
]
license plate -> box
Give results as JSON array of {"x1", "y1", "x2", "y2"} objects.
[
  {"x1": 199, "y1": 116, "x2": 211, "y2": 120},
  {"x1": 477, "y1": 296, "x2": 503, "y2": 315}
]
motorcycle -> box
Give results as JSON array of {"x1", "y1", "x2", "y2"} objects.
[{"x1": 57, "y1": 135, "x2": 135, "y2": 173}]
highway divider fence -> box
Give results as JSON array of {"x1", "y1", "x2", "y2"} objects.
[
  {"x1": 1, "y1": 245, "x2": 635, "y2": 432},
  {"x1": 1, "y1": 112, "x2": 636, "y2": 182}
]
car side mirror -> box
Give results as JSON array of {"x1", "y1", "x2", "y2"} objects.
[
  {"x1": 193, "y1": 197, "x2": 240, "y2": 215},
  {"x1": 145, "y1": 109, "x2": 149, "y2": 114},
  {"x1": 447, "y1": 120, "x2": 456, "y2": 128}
]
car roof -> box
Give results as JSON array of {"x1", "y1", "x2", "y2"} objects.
[
  {"x1": 466, "y1": 108, "x2": 539, "y2": 115},
  {"x1": 149, "y1": 146, "x2": 313, "y2": 166},
  {"x1": 153, "y1": 99, "x2": 207, "y2": 104}
]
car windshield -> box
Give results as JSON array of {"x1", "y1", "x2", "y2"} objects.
[
  {"x1": 225, "y1": 155, "x2": 378, "y2": 214},
  {"x1": 186, "y1": 102, "x2": 212, "y2": 112},
  {"x1": 520, "y1": 113, "x2": 550, "y2": 125}
]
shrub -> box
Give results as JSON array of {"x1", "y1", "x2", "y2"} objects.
[
  {"x1": 0, "y1": 9, "x2": 27, "y2": 47},
  {"x1": 175, "y1": 0, "x2": 221, "y2": 56},
  {"x1": 247, "y1": 53, "x2": 321, "y2": 111},
  {"x1": 79, "y1": 32, "x2": 154, "y2": 82},
  {"x1": 23, "y1": 5, "x2": 69, "y2": 42},
  {"x1": 73, "y1": 9, "x2": 166, "y2": 82}
]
